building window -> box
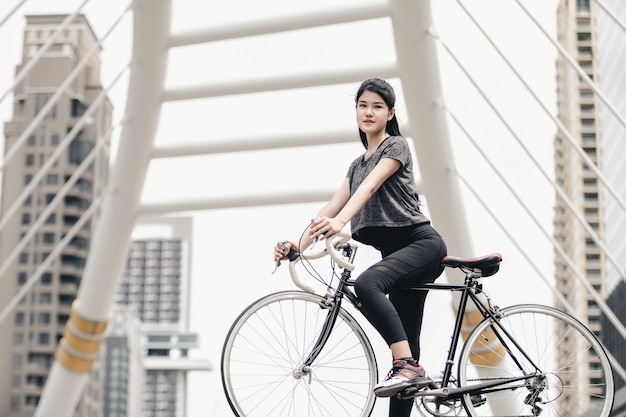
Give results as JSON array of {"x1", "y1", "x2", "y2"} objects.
[
  {"x1": 27, "y1": 135, "x2": 36, "y2": 146},
  {"x1": 39, "y1": 293, "x2": 52, "y2": 304},
  {"x1": 18, "y1": 272, "x2": 27, "y2": 284},
  {"x1": 12, "y1": 353, "x2": 22, "y2": 369},
  {"x1": 37, "y1": 333, "x2": 50, "y2": 345},
  {"x1": 25, "y1": 154, "x2": 35, "y2": 166},
  {"x1": 45, "y1": 213, "x2": 56, "y2": 224},
  {"x1": 42, "y1": 232, "x2": 55, "y2": 244},
  {"x1": 25, "y1": 395, "x2": 39, "y2": 408},
  {"x1": 51, "y1": 134, "x2": 60, "y2": 145},
  {"x1": 21, "y1": 213, "x2": 31, "y2": 225},
  {"x1": 576, "y1": 0, "x2": 590, "y2": 11},
  {"x1": 577, "y1": 32, "x2": 591, "y2": 41},
  {"x1": 583, "y1": 147, "x2": 596, "y2": 157},
  {"x1": 15, "y1": 312, "x2": 25, "y2": 325},
  {"x1": 40, "y1": 272, "x2": 53, "y2": 284},
  {"x1": 34, "y1": 93, "x2": 56, "y2": 119},
  {"x1": 10, "y1": 395, "x2": 19, "y2": 410},
  {"x1": 37, "y1": 312, "x2": 51, "y2": 325},
  {"x1": 46, "y1": 174, "x2": 58, "y2": 185},
  {"x1": 582, "y1": 133, "x2": 595, "y2": 142},
  {"x1": 585, "y1": 269, "x2": 601, "y2": 278},
  {"x1": 70, "y1": 236, "x2": 88, "y2": 249},
  {"x1": 19, "y1": 253, "x2": 28, "y2": 264},
  {"x1": 69, "y1": 138, "x2": 93, "y2": 165},
  {"x1": 71, "y1": 99, "x2": 88, "y2": 118},
  {"x1": 580, "y1": 104, "x2": 594, "y2": 112},
  {"x1": 24, "y1": 174, "x2": 33, "y2": 185}
]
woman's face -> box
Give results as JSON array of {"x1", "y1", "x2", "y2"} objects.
[{"x1": 356, "y1": 90, "x2": 395, "y2": 139}]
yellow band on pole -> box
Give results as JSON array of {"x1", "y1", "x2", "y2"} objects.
[
  {"x1": 55, "y1": 301, "x2": 109, "y2": 373},
  {"x1": 462, "y1": 309, "x2": 506, "y2": 366}
]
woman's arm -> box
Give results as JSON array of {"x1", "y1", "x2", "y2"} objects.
[
  {"x1": 274, "y1": 157, "x2": 400, "y2": 261},
  {"x1": 273, "y1": 178, "x2": 351, "y2": 261},
  {"x1": 311, "y1": 157, "x2": 401, "y2": 240}
]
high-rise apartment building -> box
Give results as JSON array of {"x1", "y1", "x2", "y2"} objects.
[
  {"x1": 98, "y1": 306, "x2": 145, "y2": 417},
  {"x1": 115, "y1": 216, "x2": 211, "y2": 417},
  {"x1": 554, "y1": 0, "x2": 605, "y2": 410},
  {"x1": 0, "y1": 14, "x2": 111, "y2": 416}
]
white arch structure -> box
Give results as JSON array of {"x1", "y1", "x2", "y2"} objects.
[
  {"x1": 29, "y1": 0, "x2": 476, "y2": 414},
  {"x1": 0, "y1": 0, "x2": 618, "y2": 415}
]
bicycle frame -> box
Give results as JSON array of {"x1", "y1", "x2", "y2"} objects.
[
  {"x1": 301, "y1": 246, "x2": 545, "y2": 402},
  {"x1": 222, "y1": 235, "x2": 614, "y2": 417}
]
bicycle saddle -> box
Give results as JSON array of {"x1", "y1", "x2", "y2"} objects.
[{"x1": 441, "y1": 253, "x2": 502, "y2": 277}]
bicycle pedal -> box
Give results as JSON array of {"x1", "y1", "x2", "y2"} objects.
[
  {"x1": 396, "y1": 380, "x2": 431, "y2": 400},
  {"x1": 397, "y1": 385, "x2": 421, "y2": 400}
]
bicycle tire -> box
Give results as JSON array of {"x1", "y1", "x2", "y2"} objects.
[
  {"x1": 221, "y1": 290, "x2": 378, "y2": 417},
  {"x1": 457, "y1": 304, "x2": 614, "y2": 417}
]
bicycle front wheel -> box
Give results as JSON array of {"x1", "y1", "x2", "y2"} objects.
[
  {"x1": 221, "y1": 291, "x2": 378, "y2": 417},
  {"x1": 458, "y1": 304, "x2": 614, "y2": 417}
]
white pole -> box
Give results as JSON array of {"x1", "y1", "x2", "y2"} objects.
[
  {"x1": 389, "y1": 0, "x2": 473, "y2": 278},
  {"x1": 34, "y1": 1, "x2": 172, "y2": 415},
  {"x1": 390, "y1": 2, "x2": 512, "y2": 415}
]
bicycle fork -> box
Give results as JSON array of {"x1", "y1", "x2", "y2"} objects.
[{"x1": 294, "y1": 274, "x2": 351, "y2": 382}]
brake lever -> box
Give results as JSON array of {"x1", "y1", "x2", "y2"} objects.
[{"x1": 271, "y1": 241, "x2": 299, "y2": 274}]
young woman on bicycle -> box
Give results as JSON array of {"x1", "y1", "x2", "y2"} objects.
[{"x1": 274, "y1": 77, "x2": 448, "y2": 417}]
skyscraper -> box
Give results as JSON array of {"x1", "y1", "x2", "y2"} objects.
[
  {"x1": 0, "y1": 14, "x2": 111, "y2": 416},
  {"x1": 554, "y1": 0, "x2": 605, "y2": 410},
  {"x1": 115, "y1": 215, "x2": 211, "y2": 417}
]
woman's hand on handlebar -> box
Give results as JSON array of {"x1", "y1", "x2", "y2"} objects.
[
  {"x1": 310, "y1": 216, "x2": 346, "y2": 241},
  {"x1": 273, "y1": 241, "x2": 298, "y2": 262}
]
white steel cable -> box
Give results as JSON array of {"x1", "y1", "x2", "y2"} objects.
[
  {"x1": 0, "y1": 0, "x2": 92, "y2": 105},
  {"x1": 454, "y1": 164, "x2": 626, "y2": 384},
  {"x1": 513, "y1": 0, "x2": 626, "y2": 134},
  {"x1": 446, "y1": 106, "x2": 626, "y2": 383},
  {"x1": 0, "y1": 63, "x2": 128, "y2": 236},
  {"x1": 0, "y1": 0, "x2": 30, "y2": 29},
  {"x1": 594, "y1": 0, "x2": 626, "y2": 34},
  {"x1": 433, "y1": 29, "x2": 626, "y2": 291},
  {"x1": 455, "y1": 0, "x2": 626, "y2": 216},
  {"x1": 444, "y1": 105, "x2": 626, "y2": 342},
  {"x1": 0, "y1": 1, "x2": 131, "y2": 174}
]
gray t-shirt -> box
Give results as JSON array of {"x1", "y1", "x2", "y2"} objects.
[{"x1": 346, "y1": 136, "x2": 430, "y2": 243}]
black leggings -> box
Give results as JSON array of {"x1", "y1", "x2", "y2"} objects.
[{"x1": 353, "y1": 223, "x2": 447, "y2": 417}]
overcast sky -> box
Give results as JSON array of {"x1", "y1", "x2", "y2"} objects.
[{"x1": 0, "y1": 1, "x2": 560, "y2": 415}]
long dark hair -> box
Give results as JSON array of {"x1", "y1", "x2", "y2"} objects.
[{"x1": 355, "y1": 78, "x2": 402, "y2": 149}]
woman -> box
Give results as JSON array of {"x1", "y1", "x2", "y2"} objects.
[{"x1": 274, "y1": 78, "x2": 447, "y2": 417}]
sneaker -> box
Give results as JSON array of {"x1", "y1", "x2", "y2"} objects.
[{"x1": 374, "y1": 360, "x2": 430, "y2": 398}]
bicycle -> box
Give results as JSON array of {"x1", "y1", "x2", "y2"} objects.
[{"x1": 221, "y1": 232, "x2": 614, "y2": 417}]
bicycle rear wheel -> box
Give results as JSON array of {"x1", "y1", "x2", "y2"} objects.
[
  {"x1": 221, "y1": 290, "x2": 378, "y2": 417},
  {"x1": 457, "y1": 304, "x2": 614, "y2": 417}
]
